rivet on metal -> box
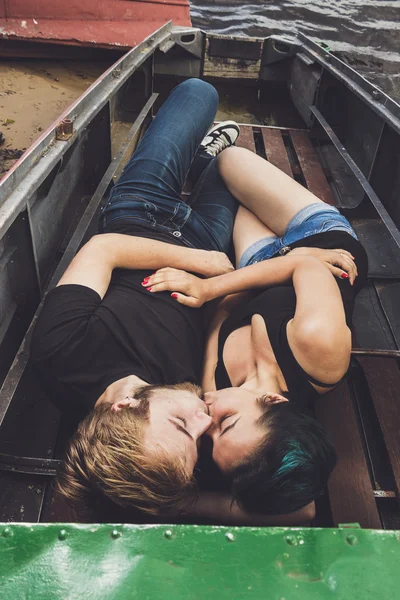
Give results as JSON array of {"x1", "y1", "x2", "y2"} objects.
[
  {"x1": 2, "y1": 528, "x2": 12, "y2": 538},
  {"x1": 58, "y1": 529, "x2": 67, "y2": 541},
  {"x1": 111, "y1": 529, "x2": 121, "y2": 539},
  {"x1": 164, "y1": 529, "x2": 173, "y2": 539},
  {"x1": 346, "y1": 534, "x2": 358, "y2": 546},
  {"x1": 285, "y1": 535, "x2": 296, "y2": 546},
  {"x1": 225, "y1": 532, "x2": 235, "y2": 542},
  {"x1": 298, "y1": 538, "x2": 305, "y2": 545}
]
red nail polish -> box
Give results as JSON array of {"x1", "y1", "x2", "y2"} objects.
[
  {"x1": 143, "y1": 277, "x2": 149, "y2": 283},
  {"x1": 171, "y1": 293, "x2": 178, "y2": 299},
  {"x1": 341, "y1": 273, "x2": 349, "y2": 279},
  {"x1": 147, "y1": 287, "x2": 152, "y2": 292}
]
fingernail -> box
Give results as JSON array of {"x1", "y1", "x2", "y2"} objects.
[
  {"x1": 143, "y1": 277, "x2": 149, "y2": 283},
  {"x1": 147, "y1": 287, "x2": 152, "y2": 292},
  {"x1": 171, "y1": 293, "x2": 178, "y2": 299},
  {"x1": 341, "y1": 273, "x2": 349, "y2": 279}
]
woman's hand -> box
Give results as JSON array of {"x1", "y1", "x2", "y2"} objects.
[
  {"x1": 142, "y1": 268, "x2": 209, "y2": 307},
  {"x1": 289, "y1": 247, "x2": 357, "y2": 285}
]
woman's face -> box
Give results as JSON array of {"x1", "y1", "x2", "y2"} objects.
[{"x1": 204, "y1": 388, "x2": 288, "y2": 472}]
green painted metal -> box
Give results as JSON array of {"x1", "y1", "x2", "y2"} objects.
[{"x1": 1, "y1": 524, "x2": 400, "y2": 599}]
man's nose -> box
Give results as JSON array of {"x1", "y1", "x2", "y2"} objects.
[{"x1": 194, "y1": 411, "x2": 213, "y2": 436}]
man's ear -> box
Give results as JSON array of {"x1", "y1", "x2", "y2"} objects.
[
  {"x1": 263, "y1": 393, "x2": 289, "y2": 405},
  {"x1": 111, "y1": 397, "x2": 140, "y2": 412}
]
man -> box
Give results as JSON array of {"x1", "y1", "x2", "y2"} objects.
[{"x1": 31, "y1": 79, "x2": 240, "y2": 516}]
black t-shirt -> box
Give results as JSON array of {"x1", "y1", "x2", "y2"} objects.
[
  {"x1": 31, "y1": 269, "x2": 205, "y2": 422},
  {"x1": 215, "y1": 231, "x2": 368, "y2": 412}
]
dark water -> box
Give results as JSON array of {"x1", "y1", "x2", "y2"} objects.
[{"x1": 190, "y1": 0, "x2": 400, "y2": 101}]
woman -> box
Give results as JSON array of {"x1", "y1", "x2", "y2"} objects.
[{"x1": 142, "y1": 145, "x2": 368, "y2": 516}]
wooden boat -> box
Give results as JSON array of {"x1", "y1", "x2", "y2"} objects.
[
  {"x1": 0, "y1": 0, "x2": 191, "y2": 56},
  {"x1": 0, "y1": 24, "x2": 400, "y2": 596}
]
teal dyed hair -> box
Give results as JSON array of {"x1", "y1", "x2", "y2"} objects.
[{"x1": 229, "y1": 400, "x2": 336, "y2": 515}]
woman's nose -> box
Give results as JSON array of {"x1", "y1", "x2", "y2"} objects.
[
  {"x1": 194, "y1": 411, "x2": 213, "y2": 437},
  {"x1": 203, "y1": 391, "x2": 215, "y2": 406}
]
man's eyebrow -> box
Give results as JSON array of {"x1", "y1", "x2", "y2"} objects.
[
  {"x1": 220, "y1": 417, "x2": 241, "y2": 437},
  {"x1": 168, "y1": 418, "x2": 194, "y2": 441}
]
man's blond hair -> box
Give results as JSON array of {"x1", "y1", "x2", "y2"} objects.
[{"x1": 57, "y1": 389, "x2": 197, "y2": 516}]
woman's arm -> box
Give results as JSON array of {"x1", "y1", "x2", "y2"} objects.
[
  {"x1": 202, "y1": 293, "x2": 250, "y2": 391},
  {"x1": 57, "y1": 233, "x2": 233, "y2": 300},
  {"x1": 145, "y1": 253, "x2": 353, "y2": 384},
  {"x1": 202, "y1": 255, "x2": 351, "y2": 384},
  {"x1": 185, "y1": 492, "x2": 315, "y2": 526},
  {"x1": 144, "y1": 248, "x2": 356, "y2": 305}
]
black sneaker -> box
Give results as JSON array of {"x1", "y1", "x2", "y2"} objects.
[{"x1": 200, "y1": 121, "x2": 240, "y2": 157}]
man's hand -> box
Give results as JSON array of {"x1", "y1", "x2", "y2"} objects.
[
  {"x1": 289, "y1": 247, "x2": 357, "y2": 285},
  {"x1": 198, "y1": 250, "x2": 234, "y2": 278},
  {"x1": 143, "y1": 268, "x2": 209, "y2": 307}
]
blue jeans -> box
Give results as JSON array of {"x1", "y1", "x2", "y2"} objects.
[
  {"x1": 99, "y1": 79, "x2": 238, "y2": 253},
  {"x1": 238, "y1": 203, "x2": 358, "y2": 268}
]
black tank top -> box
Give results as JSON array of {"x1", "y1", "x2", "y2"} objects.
[{"x1": 215, "y1": 231, "x2": 368, "y2": 412}]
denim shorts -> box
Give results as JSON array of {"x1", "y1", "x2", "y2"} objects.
[{"x1": 238, "y1": 203, "x2": 358, "y2": 268}]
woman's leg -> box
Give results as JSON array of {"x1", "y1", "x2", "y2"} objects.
[
  {"x1": 233, "y1": 206, "x2": 277, "y2": 267},
  {"x1": 217, "y1": 147, "x2": 324, "y2": 237}
]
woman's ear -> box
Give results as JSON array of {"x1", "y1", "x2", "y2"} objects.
[{"x1": 111, "y1": 397, "x2": 140, "y2": 412}]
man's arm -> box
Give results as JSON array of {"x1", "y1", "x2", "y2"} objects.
[{"x1": 57, "y1": 233, "x2": 233, "y2": 299}]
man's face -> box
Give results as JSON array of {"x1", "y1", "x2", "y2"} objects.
[{"x1": 144, "y1": 385, "x2": 213, "y2": 475}]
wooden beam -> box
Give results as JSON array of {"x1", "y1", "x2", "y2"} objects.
[
  {"x1": 236, "y1": 126, "x2": 256, "y2": 152},
  {"x1": 290, "y1": 131, "x2": 335, "y2": 205},
  {"x1": 358, "y1": 357, "x2": 400, "y2": 497},
  {"x1": 261, "y1": 128, "x2": 293, "y2": 178},
  {"x1": 314, "y1": 382, "x2": 381, "y2": 528}
]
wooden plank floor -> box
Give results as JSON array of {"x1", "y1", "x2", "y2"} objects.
[
  {"x1": 233, "y1": 124, "x2": 335, "y2": 205},
  {"x1": 232, "y1": 124, "x2": 400, "y2": 529}
]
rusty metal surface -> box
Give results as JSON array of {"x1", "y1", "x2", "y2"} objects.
[
  {"x1": 290, "y1": 130, "x2": 335, "y2": 205},
  {"x1": 236, "y1": 125, "x2": 256, "y2": 152},
  {"x1": 261, "y1": 128, "x2": 293, "y2": 178},
  {"x1": 0, "y1": 93, "x2": 158, "y2": 430},
  {"x1": 0, "y1": 0, "x2": 190, "y2": 50},
  {"x1": 0, "y1": 24, "x2": 171, "y2": 235}
]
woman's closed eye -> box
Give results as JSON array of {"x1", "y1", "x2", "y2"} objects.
[{"x1": 220, "y1": 414, "x2": 235, "y2": 434}]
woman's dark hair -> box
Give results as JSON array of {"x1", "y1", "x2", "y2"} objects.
[{"x1": 228, "y1": 398, "x2": 337, "y2": 515}]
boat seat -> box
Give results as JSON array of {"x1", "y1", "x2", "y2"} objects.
[{"x1": 1, "y1": 122, "x2": 400, "y2": 528}]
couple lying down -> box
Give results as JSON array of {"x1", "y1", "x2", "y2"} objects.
[{"x1": 31, "y1": 79, "x2": 368, "y2": 525}]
